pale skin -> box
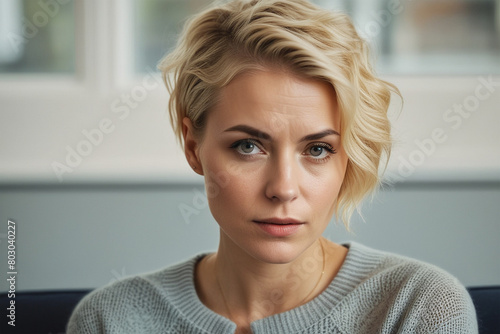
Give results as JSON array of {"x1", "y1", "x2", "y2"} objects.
[{"x1": 183, "y1": 69, "x2": 349, "y2": 334}]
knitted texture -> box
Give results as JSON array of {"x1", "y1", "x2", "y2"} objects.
[{"x1": 67, "y1": 242, "x2": 478, "y2": 333}]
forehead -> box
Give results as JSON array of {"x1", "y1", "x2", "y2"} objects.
[{"x1": 210, "y1": 70, "x2": 340, "y2": 132}]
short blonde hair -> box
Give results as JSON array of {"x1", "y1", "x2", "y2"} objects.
[{"x1": 158, "y1": 0, "x2": 399, "y2": 227}]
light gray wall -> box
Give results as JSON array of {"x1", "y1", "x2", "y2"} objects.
[{"x1": 0, "y1": 181, "x2": 499, "y2": 293}]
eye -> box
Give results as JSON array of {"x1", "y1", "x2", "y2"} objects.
[
  {"x1": 305, "y1": 143, "x2": 336, "y2": 160},
  {"x1": 230, "y1": 139, "x2": 263, "y2": 155},
  {"x1": 310, "y1": 146, "x2": 325, "y2": 157}
]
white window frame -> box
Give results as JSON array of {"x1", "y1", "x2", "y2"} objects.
[{"x1": 0, "y1": 0, "x2": 499, "y2": 184}]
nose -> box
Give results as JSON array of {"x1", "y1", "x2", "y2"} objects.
[{"x1": 265, "y1": 153, "x2": 300, "y2": 202}]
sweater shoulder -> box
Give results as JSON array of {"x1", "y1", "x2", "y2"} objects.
[
  {"x1": 347, "y1": 242, "x2": 476, "y2": 315},
  {"x1": 66, "y1": 255, "x2": 203, "y2": 334},
  {"x1": 346, "y1": 242, "x2": 466, "y2": 287},
  {"x1": 338, "y1": 243, "x2": 478, "y2": 333}
]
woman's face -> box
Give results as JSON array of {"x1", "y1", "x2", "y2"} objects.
[{"x1": 184, "y1": 69, "x2": 348, "y2": 264}]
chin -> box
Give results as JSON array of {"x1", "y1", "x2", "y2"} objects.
[{"x1": 246, "y1": 239, "x2": 308, "y2": 265}]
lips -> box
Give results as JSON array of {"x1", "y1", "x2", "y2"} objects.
[
  {"x1": 254, "y1": 218, "x2": 304, "y2": 225},
  {"x1": 253, "y1": 218, "x2": 305, "y2": 237}
]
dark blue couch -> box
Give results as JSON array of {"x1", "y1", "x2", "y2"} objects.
[
  {"x1": 1, "y1": 289, "x2": 89, "y2": 334},
  {"x1": 468, "y1": 286, "x2": 500, "y2": 334},
  {"x1": 1, "y1": 287, "x2": 498, "y2": 333}
]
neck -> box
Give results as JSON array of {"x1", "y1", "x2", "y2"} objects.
[{"x1": 212, "y1": 236, "x2": 327, "y2": 324}]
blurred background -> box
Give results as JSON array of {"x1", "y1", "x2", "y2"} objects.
[{"x1": 0, "y1": 0, "x2": 499, "y2": 292}]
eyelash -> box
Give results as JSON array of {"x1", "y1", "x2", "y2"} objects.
[
  {"x1": 229, "y1": 139, "x2": 263, "y2": 156},
  {"x1": 305, "y1": 142, "x2": 337, "y2": 163},
  {"x1": 230, "y1": 139, "x2": 337, "y2": 163}
]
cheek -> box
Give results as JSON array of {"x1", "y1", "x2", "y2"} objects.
[
  {"x1": 202, "y1": 156, "x2": 261, "y2": 220},
  {"x1": 309, "y1": 176, "x2": 341, "y2": 212},
  {"x1": 307, "y1": 155, "x2": 348, "y2": 217}
]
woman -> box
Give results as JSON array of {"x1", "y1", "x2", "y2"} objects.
[{"x1": 68, "y1": 0, "x2": 477, "y2": 333}]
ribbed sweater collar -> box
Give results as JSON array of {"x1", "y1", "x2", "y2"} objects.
[{"x1": 160, "y1": 242, "x2": 382, "y2": 333}]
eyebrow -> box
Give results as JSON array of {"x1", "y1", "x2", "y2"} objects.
[
  {"x1": 223, "y1": 125, "x2": 340, "y2": 141},
  {"x1": 300, "y1": 129, "x2": 340, "y2": 141}
]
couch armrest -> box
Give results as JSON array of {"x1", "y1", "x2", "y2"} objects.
[
  {"x1": 0, "y1": 289, "x2": 91, "y2": 334},
  {"x1": 468, "y1": 286, "x2": 500, "y2": 334}
]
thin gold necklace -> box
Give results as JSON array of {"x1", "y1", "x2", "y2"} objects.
[
  {"x1": 215, "y1": 238, "x2": 326, "y2": 320},
  {"x1": 298, "y1": 238, "x2": 326, "y2": 305}
]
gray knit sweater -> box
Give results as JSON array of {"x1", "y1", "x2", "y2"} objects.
[{"x1": 67, "y1": 242, "x2": 478, "y2": 333}]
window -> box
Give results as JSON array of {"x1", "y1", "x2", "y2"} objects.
[
  {"x1": 345, "y1": 0, "x2": 500, "y2": 75},
  {"x1": 1, "y1": 0, "x2": 498, "y2": 184},
  {"x1": 133, "y1": 0, "x2": 214, "y2": 73},
  {"x1": 0, "y1": 0, "x2": 75, "y2": 74},
  {"x1": 133, "y1": 0, "x2": 500, "y2": 75}
]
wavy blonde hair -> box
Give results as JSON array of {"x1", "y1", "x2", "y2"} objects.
[{"x1": 158, "y1": 0, "x2": 399, "y2": 227}]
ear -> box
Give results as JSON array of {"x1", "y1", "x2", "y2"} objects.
[{"x1": 182, "y1": 117, "x2": 204, "y2": 175}]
